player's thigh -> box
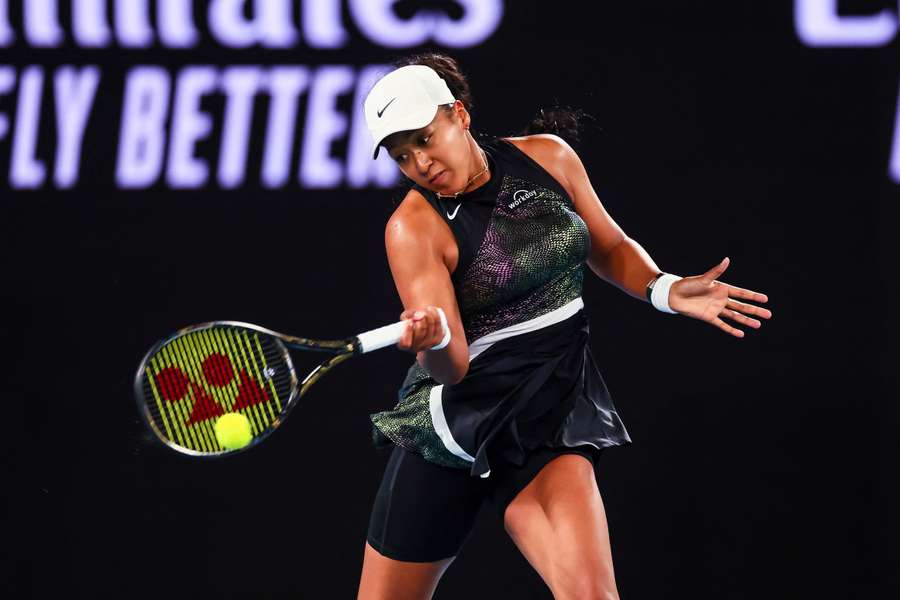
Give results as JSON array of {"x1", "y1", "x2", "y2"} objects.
[
  {"x1": 503, "y1": 454, "x2": 618, "y2": 598},
  {"x1": 361, "y1": 446, "x2": 484, "y2": 599},
  {"x1": 357, "y1": 541, "x2": 453, "y2": 600}
]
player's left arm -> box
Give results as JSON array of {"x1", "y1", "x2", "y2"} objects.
[
  {"x1": 512, "y1": 134, "x2": 772, "y2": 336},
  {"x1": 512, "y1": 134, "x2": 661, "y2": 301}
]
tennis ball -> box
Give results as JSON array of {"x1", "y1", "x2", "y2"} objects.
[{"x1": 214, "y1": 412, "x2": 253, "y2": 450}]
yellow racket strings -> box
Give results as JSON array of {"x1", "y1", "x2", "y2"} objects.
[{"x1": 142, "y1": 328, "x2": 289, "y2": 453}]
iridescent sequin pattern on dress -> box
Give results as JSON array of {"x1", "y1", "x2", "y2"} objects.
[
  {"x1": 371, "y1": 170, "x2": 591, "y2": 467},
  {"x1": 458, "y1": 174, "x2": 589, "y2": 342}
]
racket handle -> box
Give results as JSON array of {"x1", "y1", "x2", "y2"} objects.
[
  {"x1": 356, "y1": 308, "x2": 451, "y2": 354},
  {"x1": 356, "y1": 321, "x2": 406, "y2": 354}
]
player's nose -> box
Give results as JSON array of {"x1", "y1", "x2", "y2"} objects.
[{"x1": 412, "y1": 149, "x2": 431, "y2": 173}]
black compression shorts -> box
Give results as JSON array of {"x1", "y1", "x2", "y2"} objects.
[{"x1": 366, "y1": 443, "x2": 598, "y2": 563}]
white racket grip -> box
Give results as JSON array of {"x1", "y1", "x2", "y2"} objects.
[
  {"x1": 355, "y1": 308, "x2": 452, "y2": 354},
  {"x1": 356, "y1": 321, "x2": 407, "y2": 354}
]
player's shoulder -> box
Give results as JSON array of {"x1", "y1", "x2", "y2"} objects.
[
  {"x1": 502, "y1": 133, "x2": 578, "y2": 166},
  {"x1": 385, "y1": 187, "x2": 445, "y2": 249},
  {"x1": 501, "y1": 134, "x2": 581, "y2": 193}
]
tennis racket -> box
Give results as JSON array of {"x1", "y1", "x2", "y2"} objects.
[{"x1": 134, "y1": 313, "x2": 448, "y2": 457}]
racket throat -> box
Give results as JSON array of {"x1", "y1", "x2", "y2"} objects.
[{"x1": 299, "y1": 352, "x2": 353, "y2": 397}]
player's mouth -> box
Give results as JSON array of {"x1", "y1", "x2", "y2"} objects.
[{"x1": 429, "y1": 171, "x2": 448, "y2": 185}]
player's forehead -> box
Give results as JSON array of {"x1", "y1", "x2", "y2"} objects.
[{"x1": 383, "y1": 111, "x2": 444, "y2": 154}]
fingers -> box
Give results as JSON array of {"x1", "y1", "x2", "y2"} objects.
[
  {"x1": 399, "y1": 318, "x2": 414, "y2": 349},
  {"x1": 712, "y1": 298, "x2": 774, "y2": 337},
  {"x1": 711, "y1": 316, "x2": 745, "y2": 338},
  {"x1": 410, "y1": 310, "x2": 429, "y2": 348},
  {"x1": 414, "y1": 307, "x2": 439, "y2": 346},
  {"x1": 721, "y1": 307, "x2": 761, "y2": 329},
  {"x1": 396, "y1": 306, "x2": 445, "y2": 352},
  {"x1": 726, "y1": 298, "x2": 773, "y2": 319},
  {"x1": 719, "y1": 281, "x2": 769, "y2": 305},
  {"x1": 702, "y1": 257, "x2": 730, "y2": 283}
]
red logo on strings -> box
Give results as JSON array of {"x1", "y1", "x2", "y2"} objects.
[{"x1": 154, "y1": 352, "x2": 270, "y2": 426}]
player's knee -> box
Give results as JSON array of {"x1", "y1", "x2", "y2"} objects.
[{"x1": 502, "y1": 498, "x2": 536, "y2": 538}]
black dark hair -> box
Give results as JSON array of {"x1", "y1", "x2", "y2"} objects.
[
  {"x1": 392, "y1": 52, "x2": 475, "y2": 115},
  {"x1": 518, "y1": 105, "x2": 596, "y2": 149},
  {"x1": 391, "y1": 52, "x2": 595, "y2": 148}
]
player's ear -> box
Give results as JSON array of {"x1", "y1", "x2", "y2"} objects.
[{"x1": 451, "y1": 100, "x2": 470, "y2": 130}]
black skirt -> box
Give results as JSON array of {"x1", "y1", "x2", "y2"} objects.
[{"x1": 370, "y1": 310, "x2": 631, "y2": 478}]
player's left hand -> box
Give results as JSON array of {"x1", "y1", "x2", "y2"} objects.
[{"x1": 668, "y1": 257, "x2": 772, "y2": 338}]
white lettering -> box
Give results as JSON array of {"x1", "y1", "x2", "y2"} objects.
[
  {"x1": 209, "y1": 0, "x2": 254, "y2": 47},
  {"x1": 0, "y1": 62, "x2": 502, "y2": 190},
  {"x1": 509, "y1": 189, "x2": 538, "y2": 209},
  {"x1": 0, "y1": 1, "x2": 507, "y2": 51},
  {"x1": 0, "y1": 67, "x2": 14, "y2": 141},
  {"x1": 300, "y1": 66, "x2": 353, "y2": 187},
  {"x1": 891, "y1": 81, "x2": 900, "y2": 184},
  {"x1": 159, "y1": 0, "x2": 200, "y2": 48},
  {"x1": 167, "y1": 66, "x2": 217, "y2": 188},
  {"x1": 116, "y1": 0, "x2": 153, "y2": 47},
  {"x1": 0, "y1": 0, "x2": 13, "y2": 46},
  {"x1": 25, "y1": 0, "x2": 64, "y2": 47},
  {"x1": 262, "y1": 66, "x2": 308, "y2": 188},
  {"x1": 346, "y1": 64, "x2": 398, "y2": 188},
  {"x1": 795, "y1": 1, "x2": 900, "y2": 186},
  {"x1": 218, "y1": 66, "x2": 264, "y2": 188},
  {"x1": 348, "y1": 0, "x2": 432, "y2": 48},
  {"x1": 349, "y1": 0, "x2": 503, "y2": 48},
  {"x1": 53, "y1": 66, "x2": 101, "y2": 188},
  {"x1": 10, "y1": 66, "x2": 46, "y2": 188},
  {"x1": 73, "y1": 0, "x2": 112, "y2": 47},
  {"x1": 208, "y1": 0, "x2": 298, "y2": 48},
  {"x1": 795, "y1": 0, "x2": 898, "y2": 47},
  {"x1": 257, "y1": 0, "x2": 297, "y2": 48},
  {"x1": 116, "y1": 66, "x2": 170, "y2": 188},
  {"x1": 433, "y1": 0, "x2": 504, "y2": 48},
  {"x1": 304, "y1": 0, "x2": 348, "y2": 48}
]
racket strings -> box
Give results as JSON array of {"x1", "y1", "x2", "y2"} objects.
[{"x1": 141, "y1": 327, "x2": 293, "y2": 454}]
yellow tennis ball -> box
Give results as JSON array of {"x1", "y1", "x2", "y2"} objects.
[{"x1": 214, "y1": 412, "x2": 253, "y2": 450}]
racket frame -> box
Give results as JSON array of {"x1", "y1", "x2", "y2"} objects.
[{"x1": 134, "y1": 320, "x2": 357, "y2": 458}]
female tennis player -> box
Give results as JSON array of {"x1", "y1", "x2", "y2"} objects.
[{"x1": 358, "y1": 53, "x2": 771, "y2": 600}]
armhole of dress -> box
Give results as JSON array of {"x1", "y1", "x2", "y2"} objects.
[
  {"x1": 497, "y1": 137, "x2": 573, "y2": 202},
  {"x1": 450, "y1": 219, "x2": 472, "y2": 285},
  {"x1": 411, "y1": 184, "x2": 470, "y2": 283}
]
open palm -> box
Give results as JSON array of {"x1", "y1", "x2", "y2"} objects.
[{"x1": 668, "y1": 257, "x2": 772, "y2": 338}]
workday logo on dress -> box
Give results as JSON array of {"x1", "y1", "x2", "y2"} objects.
[{"x1": 508, "y1": 189, "x2": 539, "y2": 210}]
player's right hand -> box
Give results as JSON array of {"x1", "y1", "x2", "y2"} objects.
[{"x1": 397, "y1": 306, "x2": 445, "y2": 353}]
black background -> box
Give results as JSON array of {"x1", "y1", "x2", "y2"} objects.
[{"x1": 5, "y1": 1, "x2": 898, "y2": 598}]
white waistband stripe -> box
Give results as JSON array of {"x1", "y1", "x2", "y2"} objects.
[{"x1": 467, "y1": 297, "x2": 584, "y2": 361}]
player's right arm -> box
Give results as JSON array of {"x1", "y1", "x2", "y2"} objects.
[{"x1": 385, "y1": 190, "x2": 469, "y2": 385}]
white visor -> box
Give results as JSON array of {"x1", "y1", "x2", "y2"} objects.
[{"x1": 364, "y1": 65, "x2": 456, "y2": 159}]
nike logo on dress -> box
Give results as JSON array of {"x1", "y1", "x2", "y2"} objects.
[
  {"x1": 446, "y1": 203, "x2": 461, "y2": 220},
  {"x1": 377, "y1": 98, "x2": 397, "y2": 118}
]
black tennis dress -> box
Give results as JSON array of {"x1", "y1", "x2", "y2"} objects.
[{"x1": 366, "y1": 137, "x2": 631, "y2": 562}]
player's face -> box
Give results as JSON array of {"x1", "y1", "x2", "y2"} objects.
[{"x1": 384, "y1": 102, "x2": 473, "y2": 193}]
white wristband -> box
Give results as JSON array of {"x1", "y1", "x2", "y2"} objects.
[
  {"x1": 430, "y1": 307, "x2": 452, "y2": 350},
  {"x1": 650, "y1": 273, "x2": 682, "y2": 314}
]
